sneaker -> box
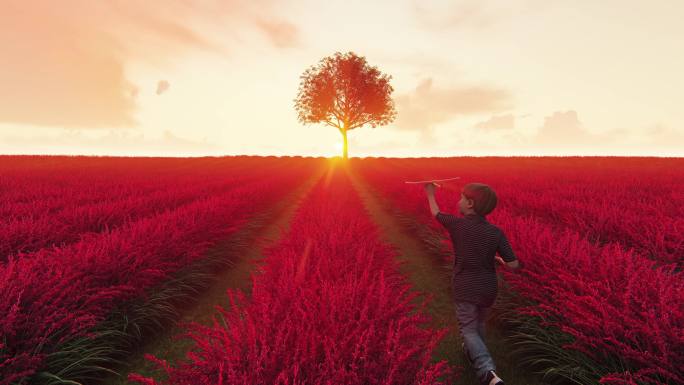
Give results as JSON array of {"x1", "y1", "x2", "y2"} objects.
[
  {"x1": 461, "y1": 342, "x2": 474, "y2": 366},
  {"x1": 483, "y1": 370, "x2": 504, "y2": 385}
]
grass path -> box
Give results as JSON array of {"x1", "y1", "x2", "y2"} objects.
[
  {"x1": 102, "y1": 163, "x2": 328, "y2": 384},
  {"x1": 348, "y1": 169, "x2": 549, "y2": 385}
]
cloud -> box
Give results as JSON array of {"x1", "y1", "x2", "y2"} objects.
[
  {"x1": 0, "y1": 128, "x2": 222, "y2": 156},
  {"x1": 156, "y1": 80, "x2": 171, "y2": 95},
  {"x1": 634, "y1": 124, "x2": 684, "y2": 155},
  {"x1": 412, "y1": 0, "x2": 494, "y2": 30},
  {"x1": 642, "y1": 123, "x2": 684, "y2": 147},
  {"x1": 601, "y1": 123, "x2": 684, "y2": 153},
  {"x1": 0, "y1": 0, "x2": 299, "y2": 129},
  {"x1": 478, "y1": 109, "x2": 605, "y2": 154},
  {"x1": 533, "y1": 110, "x2": 597, "y2": 146},
  {"x1": 392, "y1": 78, "x2": 513, "y2": 135},
  {"x1": 516, "y1": 111, "x2": 684, "y2": 155},
  {"x1": 474, "y1": 113, "x2": 515, "y2": 130},
  {"x1": 254, "y1": 18, "x2": 299, "y2": 48},
  {"x1": 412, "y1": 0, "x2": 549, "y2": 31}
]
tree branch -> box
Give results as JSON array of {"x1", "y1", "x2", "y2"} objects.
[
  {"x1": 349, "y1": 118, "x2": 374, "y2": 130},
  {"x1": 348, "y1": 108, "x2": 363, "y2": 126},
  {"x1": 335, "y1": 92, "x2": 347, "y2": 122},
  {"x1": 331, "y1": 108, "x2": 344, "y2": 124},
  {"x1": 324, "y1": 119, "x2": 341, "y2": 129}
]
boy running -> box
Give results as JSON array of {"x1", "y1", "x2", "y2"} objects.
[{"x1": 424, "y1": 182, "x2": 521, "y2": 385}]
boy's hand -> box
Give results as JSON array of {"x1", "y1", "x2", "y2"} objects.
[
  {"x1": 496, "y1": 257, "x2": 522, "y2": 270},
  {"x1": 423, "y1": 182, "x2": 437, "y2": 194}
]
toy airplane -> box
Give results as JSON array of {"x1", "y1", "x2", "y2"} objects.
[{"x1": 404, "y1": 177, "x2": 460, "y2": 187}]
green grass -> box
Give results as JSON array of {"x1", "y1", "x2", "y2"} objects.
[
  {"x1": 31, "y1": 243, "x2": 235, "y2": 385},
  {"x1": 492, "y1": 286, "x2": 646, "y2": 385}
]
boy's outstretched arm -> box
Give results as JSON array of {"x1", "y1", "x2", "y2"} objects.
[{"x1": 424, "y1": 183, "x2": 440, "y2": 216}]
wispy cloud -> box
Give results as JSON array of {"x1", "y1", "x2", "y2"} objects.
[
  {"x1": 509, "y1": 110, "x2": 684, "y2": 155},
  {"x1": 254, "y1": 17, "x2": 300, "y2": 48},
  {"x1": 474, "y1": 113, "x2": 515, "y2": 130},
  {"x1": 392, "y1": 78, "x2": 513, "y2": 136},
  {"x1": 412, "y1": 0, "x2": 496, "y2": 30},
  {"x1": 0, "y1": 0, "x2": 299, "y2": 129},
  {"x1": 0, "y1": 128, "x2": 222, "y2": 156},
  {"x1": 602, "y1": 123, "x2": 684, "y2": 152},
  {"x1": 411, "y1": 0, "x2": 546, "y2": 31}
]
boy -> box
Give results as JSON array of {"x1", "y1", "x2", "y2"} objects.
[{"x1": 424, "y1": 182, "x2": 521, "y2": 385}]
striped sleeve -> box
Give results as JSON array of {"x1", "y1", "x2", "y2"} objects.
[
  {"x1": 435, "y1": 211, "x2": 457, "y2": 229},
  {"x1": 497, "y1": 231, "x2": 517, "y2": 262}
]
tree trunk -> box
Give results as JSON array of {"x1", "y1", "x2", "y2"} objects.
[{"x1": 342, "y1": 129, "x2": 348, "y2": 159}]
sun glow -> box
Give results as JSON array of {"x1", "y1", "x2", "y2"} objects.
[{"x1": 333, "y1": 140, "x2": 343, "y2": 156}]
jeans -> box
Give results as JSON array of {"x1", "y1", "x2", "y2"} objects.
[{"x1": 455, "y1": 301, "x2": 496, "y2": 383}]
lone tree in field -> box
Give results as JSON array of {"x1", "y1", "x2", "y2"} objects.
[{"x1": 294, "y1": 52, "x2": 397, "y2": 159}]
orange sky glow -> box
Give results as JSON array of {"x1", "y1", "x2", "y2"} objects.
[{"x1": 1, "y1": 0, "x2": 683, "y2": 157}]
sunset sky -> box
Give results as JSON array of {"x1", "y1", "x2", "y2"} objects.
[{"x1": 1, "y1": 0, "x2": 683, "y2": 157}]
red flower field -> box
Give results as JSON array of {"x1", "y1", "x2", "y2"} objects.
[{"x1": 0, "y1": 156, "x2": 681, "y2": 385}]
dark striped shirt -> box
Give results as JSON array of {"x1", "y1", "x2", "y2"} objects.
[{"x1": 435, "y1": 211, "x2": 517, "y2": 307}]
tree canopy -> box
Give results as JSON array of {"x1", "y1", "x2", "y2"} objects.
[{"x1": 294, "y1": 51, "x2": 396, "y2": 158}]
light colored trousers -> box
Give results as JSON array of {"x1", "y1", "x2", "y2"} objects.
[{"x1": 455, "y1": 301, "x2": 496, "y2": 383}]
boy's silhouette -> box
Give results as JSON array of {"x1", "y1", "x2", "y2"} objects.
[{"x1": 424, "y1": 182, "x2": 521, "y2": 385}]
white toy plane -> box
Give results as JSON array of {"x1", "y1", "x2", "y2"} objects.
[{"x1": 404, "y1": 177, "x2": 460, "y2": 187}]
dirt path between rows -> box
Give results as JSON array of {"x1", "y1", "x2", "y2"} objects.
[
  {"x1": 104, "y1": 162, "x2": 328, "y2": 385},
  {"x1": 348, "y1": 169, "x2": 548, "y2": 385}
]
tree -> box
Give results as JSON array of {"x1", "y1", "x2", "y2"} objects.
[{"x1": 294, "y1": 52, "x2": 397, "y2": 159}]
